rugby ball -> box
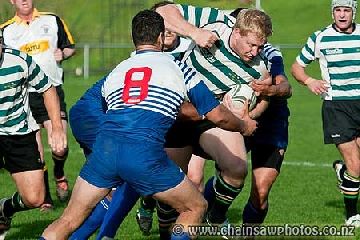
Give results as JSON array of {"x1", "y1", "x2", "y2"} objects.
[{"x1": 226, "y1": 84, "x2": 257, "y2": 111}]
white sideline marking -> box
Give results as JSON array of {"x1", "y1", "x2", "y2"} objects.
[{"x1": 283, "y1": 161, "x2": 332, "y2": 168}]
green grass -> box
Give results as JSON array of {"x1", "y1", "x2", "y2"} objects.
[{"x1": 1, "y1": 0, "x2": 360, "y2": 239}]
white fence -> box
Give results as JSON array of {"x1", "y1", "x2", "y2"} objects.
[{"x1": 74, "y1": 42, "x2": 302, "y2": 79}]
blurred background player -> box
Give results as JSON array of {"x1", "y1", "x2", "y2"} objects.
[
  {"x1": 291, "y1": 0, "x2": 360, "y2": 227},
  {"x1": 0, "y1": 27, "x2": 66, "y2": 236},
  {"x1": 1, "y1": 0, "x2": 75, "y2": 210}
]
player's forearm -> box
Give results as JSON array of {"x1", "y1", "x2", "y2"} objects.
[
  {"x1": 156, "y1": 4, "x2": 199, "y2": 39},
  {"x1": 291, "y1": 61, "x2": 313, "y2": 86},
  {"x1": 43, "y1": 86, "x2": 63, "y2": 130},
  {"x1": 205, "y1": 104, "x2": 246, "y2": 133},
  {"x1": 249, "y1": 98, "x2": 269, "y2": 119},
  {"x1": 63, "y1": 48, "x2": 75, "y2": 60}
]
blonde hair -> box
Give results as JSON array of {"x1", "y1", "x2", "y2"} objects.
[{"x1": 234, "y1": 9, "x2": 272, "y2": 42}]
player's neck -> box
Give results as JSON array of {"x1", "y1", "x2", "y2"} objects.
[
  {"x1": 17, "y1": 12, "x2": 33, "y2": 23},
  {"x1": 136, "y1": 44, "x2": 161, "y2": 53}
]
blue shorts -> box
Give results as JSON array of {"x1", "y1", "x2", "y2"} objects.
[
  {"x1": 79, "y1": 132, "x2": 185, "y2": 196},
  {"x1": 69, "y1": 104, "x2": 103, "y2": 156}
]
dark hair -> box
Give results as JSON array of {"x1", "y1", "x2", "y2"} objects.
[
  {"x1": 132, "y1": 10, "x2": 165, "y2": 47},
  {"x1": 229, "y1": 8, "x2": 247, "y2": 18},
  {"x1": 150, "y1": 1, "x2": 174, "y2": 11}
]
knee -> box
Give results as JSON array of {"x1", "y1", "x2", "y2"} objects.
[
  {"x1": 222, "y1": 158, "x2": 248, "y2": 184},
  {"x1": 251, "y1": 186, "x2": 270, "y2": 209},
  {"x1": 187, "y1": 173, "x2": 204, "y2": 192},
  {"x1": 193, "y1": 197, "x2": 208, "y2": 216},
  {"x1": 22, "y1": 191, "x2": 45, "y2": 208},
  {"x1": 52, "y1": 147, "x2": 69, "y2": 159}
]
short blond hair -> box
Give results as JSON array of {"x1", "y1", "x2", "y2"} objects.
[{"x1": 234, "y1": 9, "x2": 272, "y2": 42}]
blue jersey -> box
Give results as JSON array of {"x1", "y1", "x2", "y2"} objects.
[
  {"x1": 69, "y1": 77, "x2": 107, "y2": 154},
  {"x1": 101, "y1": 51, "x2": 218, "y2": 143}
]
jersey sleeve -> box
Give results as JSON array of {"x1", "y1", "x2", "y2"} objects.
[
  {"x1": 262, "y1": 43, "x2": 285, "y2": 76},
  {"x1": 176, "y1": 4, "x2": 234, "y2": 27},
  {"x1": 295, "y1": 31, "x2": 319, "y2": 67},
  {"x1": 25, "y1": 53, "x2": 52, "y2": 92},
  {"x1": 175, "y1": 60, "x2": 219, "y2": 116},
  {"x1": 56, "y1": 15, "x2": 75, "y2": 49}
]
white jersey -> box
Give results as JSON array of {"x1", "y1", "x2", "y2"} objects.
[
  {"x1": 296, "y1": 24, "x2": 360, "y2": 100},
  {"x1": 176, "y1": 4, "x2": 281, "y2": 95},
  {"x1": 1, "y1": 8, "x2": 75, "y2": 89},
  {"x1": 183, "y1": 22, "x2": 270, "y2": 94}
]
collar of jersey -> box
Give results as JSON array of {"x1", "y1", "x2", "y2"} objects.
[
  {"x1": 13, "y1": 8, "x2": 41, "y2": 25},
  {"x1": 136, "y1": 49, "x2": 161, "y2": 55}
]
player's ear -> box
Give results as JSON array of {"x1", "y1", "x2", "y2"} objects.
[{"x1": 158, "y1": 31, "x2": 165, "y2": 50}]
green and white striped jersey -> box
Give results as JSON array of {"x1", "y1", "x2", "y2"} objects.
[
  {"x1": 177, "y1": 4, "x2": 235, "y2": 28},
  {"x1": 296, "y1": 24, "x2": 360, "y2": 100},
  {"x1": 0, "y1": 48, "x2": 52, "y2": 135},
  {"x1": 177, "y1": 4, "x2": 271, "y2": 94}
]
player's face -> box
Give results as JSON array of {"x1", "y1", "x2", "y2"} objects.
[
  {"x1": 231, "y1": 29, "x2": 265, "y2": 62},
  {"x1": 333, "y1": 6, "x2": 353, "y2": 33},
  {"x1": 11, "y1": 0, "x2": 33, "y2": 17},
  {"x1": 163, "y1": 30, "x2": 178, "y2": 50}
]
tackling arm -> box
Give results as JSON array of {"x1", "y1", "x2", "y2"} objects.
[
  {"x1": 156, "y1": 4, "x2": 218, "y2": 48},
  {"x1": 205, "y1": 103, "x2": 257, "y2": 136}
]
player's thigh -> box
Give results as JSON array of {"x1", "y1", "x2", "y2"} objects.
[
  {"x1": 12, "y1": 169, "x2": 44, "y2": 206},
  {"x1": 62, "y1": 176, "x2": 110, "y2": 222},
  {"x1": 199, "y1": 128, "x2": 247, "y2": 171},
  {"x1": 165, "y1": 146, "x2": 193, "y2": 172},
  {"x1": 153, "y1": 176, "x2": 206, "y2": 213}
]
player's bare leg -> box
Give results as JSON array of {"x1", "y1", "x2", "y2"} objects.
[
  {"x1": 41, "y1": 177, "x2": 109, "y2": 240},
  {"x1": 335, "y1": 139, "x2": 360, "y2": 226},
  {"x1": 199, "y1": 128, "x2": 247, "y2": 224},
  {"x1": 153, "y1": 176, "x2": 207, "y2": 239},
  {"x1": 187, "y1": 155, "x2": 206, "y2": 193},
  {"x1": 44, "y1": 119, "x2": 70, "y2": 202}
]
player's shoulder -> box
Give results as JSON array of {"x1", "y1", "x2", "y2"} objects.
[
  {"x1": 38, "y1": 11, "x2": 58, "y2": 18},
  {"x1": 0, "y1": 17, "x2": 16, "y2": 29},
  {"x1": 309, "y1": 24, "x2": 334, "y2": 41},
  {"x1": 3, "y1": 47, "x2": 32, "y2": 67}
]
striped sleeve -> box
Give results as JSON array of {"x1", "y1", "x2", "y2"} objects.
[
  {"x1": 262, "y1": 43, "x2": 285, "y2": 76},
  {"x1": 25, "y1": 53, "x2": 52, "y2": 92},
  {"x1": 296, "y1": 31, "x2": 319, "y2": 67},
  {"x1": 176, "y1": 4, "x2": 234, "y2": 27},
  {"x1": 175, "y1": 60, "x2": 219, "y2": 116},
  {"x1": 56, "y1": 15, "x2": 75, "y2": 49}
]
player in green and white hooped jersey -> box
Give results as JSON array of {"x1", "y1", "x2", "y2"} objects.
[
  {"x1": 156, "y1": 4, "x2": 273, "y2": 230},
  {"x1": 0, "y1": 28, "x2": 66, "y2": 235},
  {"x1": 292, "y1": 0, "x2": 360, "y2": 227}
]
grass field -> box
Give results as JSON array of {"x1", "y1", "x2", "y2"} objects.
[{"x1": 1, "y1": 0, "x2": 360, "y2": 239}]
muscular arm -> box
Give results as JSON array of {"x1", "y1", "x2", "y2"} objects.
[
  {"x1": 156, "y1": 4, "x2": 218, "y2": 48},
  {"x1": 177, "y1": 101, "x2": 202, "y2": 121},
  {"x1": 250, "y1": 74, "x2": 292, "y2": 98},
  {"x1": 43, "y1": 86, "x2": 67, "y2": 153},
  {"x1": 291, "y1": 61, "x2": 328, "y2": 95},
  {"x1": 205, "y1": 103, "x2": 257, "y2": 136}
]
